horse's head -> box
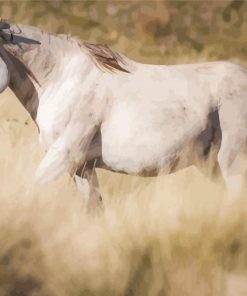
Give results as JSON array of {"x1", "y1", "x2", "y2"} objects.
[{"x1": 0, "y1": 19, "x2": 41, "y2": 49}]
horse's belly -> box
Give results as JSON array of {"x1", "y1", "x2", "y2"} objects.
[
  {"x1": 101, "y1": 132, "x2": 171, "y2": 174},
  {"x1": 101, "y1": 113, "x2": 204, "y2": 175}
]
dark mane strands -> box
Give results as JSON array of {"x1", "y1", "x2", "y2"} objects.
[
  {"x1": 82, "y1": 42, "x2": 130, "y2": 74},
  {"x1": 57, "y1": 34, "x2": 129, "y2": 73}
]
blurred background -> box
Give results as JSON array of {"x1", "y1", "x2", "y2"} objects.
[
  {"x1": 1, "y1": 0, "x2": 247, "y2": 65},
  {"x1": 1, "y1": 1, "x2": 247, "y2": 296}
]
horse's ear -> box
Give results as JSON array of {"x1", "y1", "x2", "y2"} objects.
[{"x1": 0, "y1": 19, "x2": 10, "y2": 30}]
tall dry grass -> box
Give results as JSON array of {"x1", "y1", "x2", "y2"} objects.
[
  {"x1": 1, "y1": 89, "x2": 247, "y2": 296},
  {"x1": 0, "y1": 2, "x2": 247, "y2": 294}
]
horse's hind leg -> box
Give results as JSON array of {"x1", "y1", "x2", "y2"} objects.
[
  {"x1": 217, "y1": 137, "x2": 247, "y2": 196},
  {"x1": 218, "y1": 93, "x2": 247, "y2": 196}
]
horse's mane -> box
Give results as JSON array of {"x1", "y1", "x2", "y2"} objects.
[
  {"x1": 81, "y1": 42, "x2": 130, "y2": 74},
  {"x1": 55, "y1": 33, "x2": 130, "y2": 74}
]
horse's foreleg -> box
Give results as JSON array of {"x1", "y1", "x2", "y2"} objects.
[
  {"x1": 85, "y1": 168, "x2": 104, "y2": 213},
  {"x1": 35, "y1": 115, "x2": 99, "y2": 183},
  {"x1": 74, "y1": 160, "x2": 104, "y2": 214}
]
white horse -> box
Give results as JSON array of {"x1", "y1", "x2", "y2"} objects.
[{"x1": 0, "y1": 20, "x2": 246, "y2": 210}]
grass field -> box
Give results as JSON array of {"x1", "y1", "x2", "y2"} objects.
[{"x1": 1, "y1": 88, "x2": 247, "y2": 296}]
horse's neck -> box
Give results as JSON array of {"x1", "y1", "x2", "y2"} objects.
[{"x1": 1, "y1": 24, "x2": 99, "y2": 121}]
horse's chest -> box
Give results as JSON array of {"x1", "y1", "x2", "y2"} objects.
[{"x1": 36, "y1": 85, "x2": 73, "y2": 148}]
